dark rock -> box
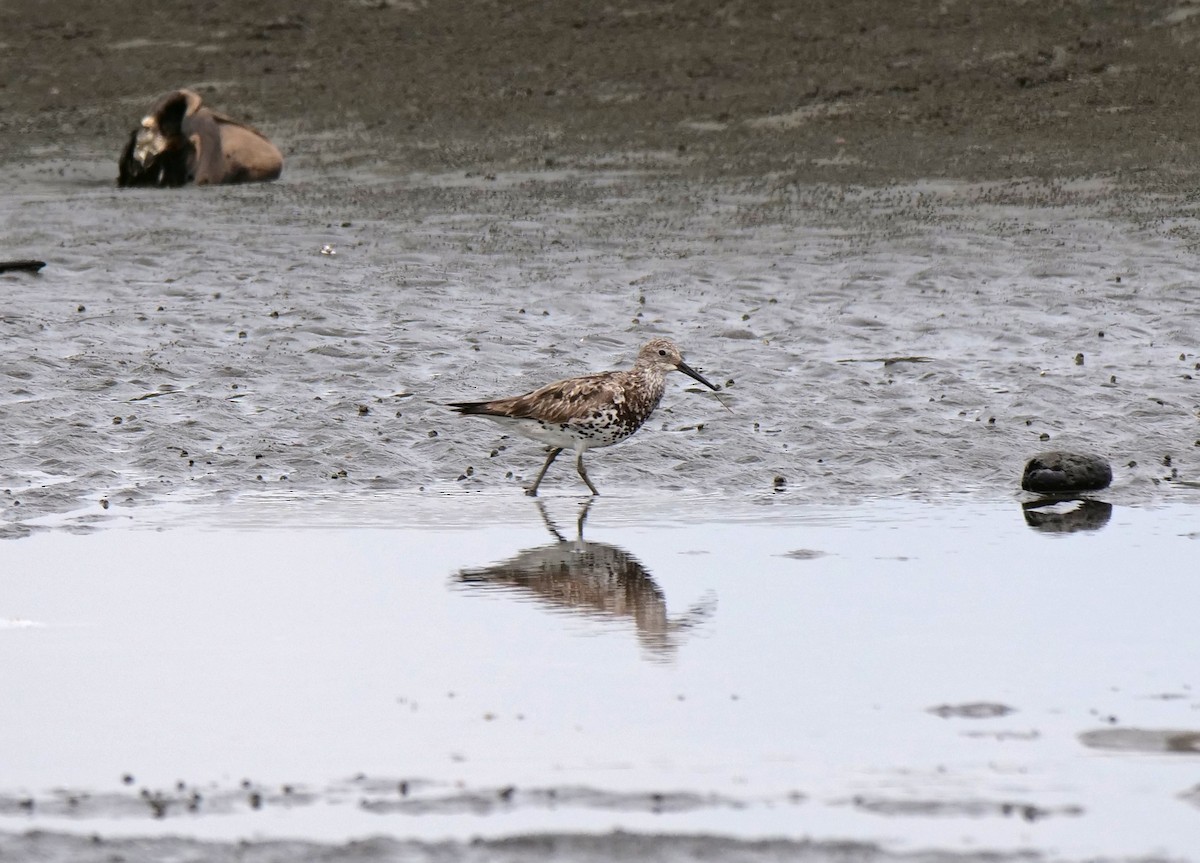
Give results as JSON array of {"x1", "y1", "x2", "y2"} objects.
[
  {"x1": 1021, "y1": 451, "x2": 1112, "y2": 492},
  {"x1": 0, "y1": 259, "x2": 45, "y2": 274}
]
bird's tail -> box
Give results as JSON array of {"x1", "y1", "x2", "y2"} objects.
[{"x1": 447, "y1": 401, "x2": 497, "y2": 416}]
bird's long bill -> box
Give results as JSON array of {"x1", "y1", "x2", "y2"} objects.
[{"x1": 677, "y1": 359, "x2": 720, "y2": 391}]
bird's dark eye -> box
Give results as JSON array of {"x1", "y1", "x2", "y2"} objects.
[{"x1": 658, "y1": 349, "x2": 667, "y2": 356}]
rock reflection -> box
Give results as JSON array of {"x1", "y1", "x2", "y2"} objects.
[
  {"x1": 1021, "y1": 497, "x2": 1113, "y2": 534},
  {"x1": 455, "y1": 500, "x2": 714, "y2": 661},
  {"x1": 1078, "y1": 727, "x2": 1200, "y2": 755}
]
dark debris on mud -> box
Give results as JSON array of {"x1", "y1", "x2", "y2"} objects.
[{"x1": 0, "y1": 776, "x2": 752, "y2": 823}]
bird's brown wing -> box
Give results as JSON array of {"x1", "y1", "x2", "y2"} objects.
[{"x1": 469, "y1": 371, "x2": 625, "y2": 423}]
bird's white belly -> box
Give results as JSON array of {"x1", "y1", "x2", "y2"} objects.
[{"x1": 486, "y1": 414, "x2": 634, "y2": 450}]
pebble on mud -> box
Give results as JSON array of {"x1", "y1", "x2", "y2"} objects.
[{"x1": 1021, "y1": 451, "x2": 1113, "y2": 493}]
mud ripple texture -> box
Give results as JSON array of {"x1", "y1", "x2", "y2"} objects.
[{"x1": 4, "y1": 169, "x2": 1199, "y2": 528}]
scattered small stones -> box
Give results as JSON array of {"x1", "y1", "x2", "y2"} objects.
[{"x1": 1021, "y1": 451, "x2": 1112, "y2": 492}]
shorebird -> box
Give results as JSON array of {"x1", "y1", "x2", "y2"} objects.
[{"x1": 448, "y1": 337, "x2": 719, "y2": 496}]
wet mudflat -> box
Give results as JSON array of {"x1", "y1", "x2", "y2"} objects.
[
  {"x1": 5, "y1": 2, "x2": 1200, "y2": 859},
  {"x1": 3, "y1": 147, "x2": 1200, "y2": 863},
  {"x1": 1, "y1": 495, "x2": 1198, "y2": 862}
]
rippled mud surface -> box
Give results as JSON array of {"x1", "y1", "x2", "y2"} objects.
[{"x1": 3, "y1": 163, "x2": 1200, "y2": 533}]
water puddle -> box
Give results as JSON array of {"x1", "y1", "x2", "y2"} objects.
[{"x1": 0, "y1": 495, "x2": 1196, "y2": 859}]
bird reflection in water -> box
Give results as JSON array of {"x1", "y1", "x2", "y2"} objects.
[
  {"x1": 1022, "y1": 497, "x2": 1113, "y2": 533},
  {"x1": 454, "y1": 500, "x2": 715, "y2": 662}
]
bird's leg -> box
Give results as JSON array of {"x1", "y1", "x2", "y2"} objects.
[
  {"x1": 575, "y1": 449, "x2": 600, "y2": 496},
  {"x1": 525, "y1": 447, "x2": 563, "y2": 497},
  {"x1": 575, "y1": 497, "x2": 594, "y2": 539}
]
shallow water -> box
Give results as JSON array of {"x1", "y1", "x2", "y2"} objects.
[{"x1": 1, "y1": 494, "x2": 1198, "y2": 859}]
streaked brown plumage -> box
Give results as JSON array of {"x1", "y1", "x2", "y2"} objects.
[{"x1": 449, "y1": 337, "x2": 719, "y2": 496}]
